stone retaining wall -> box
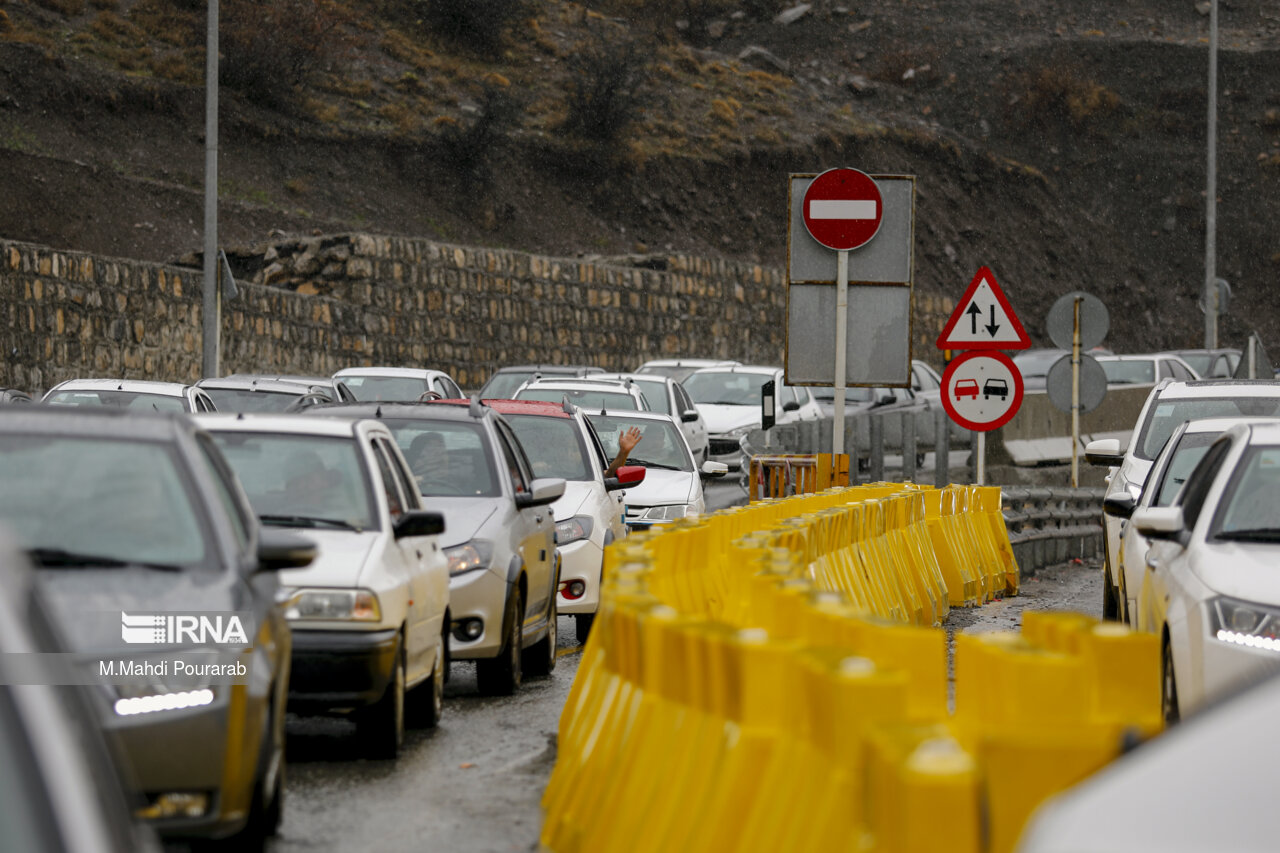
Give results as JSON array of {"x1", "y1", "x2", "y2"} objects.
[{"x1": 2, "y1": 234, "x2": 955, "y2": 394}]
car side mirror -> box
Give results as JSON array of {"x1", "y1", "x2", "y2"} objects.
[
  {"x1": 516, "y1": 477, "x2": 566, "y2": 508},
  {"x1": 1102, "y1": 493, "x2": 1137, "y2": 520},
  {"x1": 393, "y1": 510, "x2": 445, "y2": 539},
  {"x1": 781, "y1": 400, "x2": 800, "y2": 412},
  {"x1": 680, "y1": 409, "x2": 699, "y2": 423},
  {"x1": 700, "y1": 461, "x2": 729, "y2": 479},
  {"x1": 605, "y1": 465, "x2": 646, "y2": 492},
  {"x1": 1085, "y1": 438, "x2": 1125, "y2": 467},
  {"x1": 1132, "y1": 506, "x2": 1187, "y2": 543},
  {"x1": 256, "y1": 529, "x2": 317, "y2": 572},
  {"x1": 877, "y1": 393, "x2": 896, "y2": 406}
]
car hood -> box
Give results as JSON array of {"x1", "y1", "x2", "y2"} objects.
[
  {"x1": 697, "y1": 405, "x2": 759, "y2": 434},
  {"x1": 551, "y1": 481, "x2": 594, "y2": 521},
  {"x1": 33, "y1": 567, "x2": 240, "y2": 653},
  {"x1": 417, "y1": 498, "x2": 500, "y2": 548},
  {"x1": 275, "y1": 528, "x2": 379, "y2": 589},
  {"x1": 622, "y1": 468, "x2": 697, "y2": 507},
  {"x1": 1192, "y1": 541, "x2": 1280, "y2": 606}
]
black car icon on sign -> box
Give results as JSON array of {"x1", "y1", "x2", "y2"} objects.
[{"x1": 983, "y1": 378, "x2": 1009, "y2": 400}]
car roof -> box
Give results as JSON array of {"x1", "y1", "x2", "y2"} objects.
[
  {"x1": 583, "y1": 410, "x2": 682, "y2": 425},
  {"x1": 638, "y1": 358, "x2": 739, "y2": 367},
  {"x1": 196, "y1": 376, "x2": 313, "y2": 394},
  {"x1": 1175, "y1": 415, "x2": 1280, "y2": 435},
  {"x1": 306, "y1": 401, "x2": 496, "y2": 425},
  {"x1": 688, "y1": 364, "x2": 780, "y2": 376},
  {"x1": 595, "y1": 372, "x2": 669, "y2": 384},
  {"x1": 0, "y1": 405, "x2": 193, "y2": 439},
  {"x1": 45, "y1": 378, "x2": 191, "y2": 396},
  {"x1": 436, "y1": 398, "x2": 573, "y2": 419},
  {"x1": 193, "y1": 412, "x2": 372, "y2": 438},
  {"x1": 492, "y1": 364, "x2": 603, "y2": 374},
  {"x1": 333, "y1": 367, "x2": 445, "y2": 379},
  {"x1": 521, "y1": 378, "x2": 642, "y2": 392},
  {"x1": 223, "y1": 373, "x2": 333, "y2": 386},
  {"x1": 1156, "y1": 379, "x2": 1280, "y2": 399}
]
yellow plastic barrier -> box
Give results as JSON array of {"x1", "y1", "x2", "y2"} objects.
[{"x1": 542, "y1": 482, "x2": 1159, "y2": 853}]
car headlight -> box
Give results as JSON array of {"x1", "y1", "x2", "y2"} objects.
[
  {"x1": 726, "y1": 425, "x2": 755, "y2": 438},
  {"x1": 1210, "y1": 597, "x2": 1280, "y2": 652},
  {"x1": 444, "y1": 540, "x2": 494, "y2": 576},
  {"x1": 114, "y1": 688, "x2": 216, "y2": 717},
  {"x1": 282, "y1": 588, "x2": 381, "y2": 622},
  {"x1": 555, "y1": 515, "x2": 594, "y2": 545},
  {"x1": 637, "y1": 505, "x2": 689, "y2": 521}
]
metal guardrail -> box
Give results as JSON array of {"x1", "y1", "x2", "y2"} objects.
[{"x1": 1002, "y1": 486, "x2": 1105, "y2": 575}]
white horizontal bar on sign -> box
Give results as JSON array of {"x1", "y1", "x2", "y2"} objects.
[{"x1": 809, "y1": 199, "x2": 877, "y2": 220}]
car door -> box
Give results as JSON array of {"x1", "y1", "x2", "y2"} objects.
[
  {"x1": 368, "y1": 435, "x2": 433, "y2": 682},
  {"x1": 673, "y1": 382, "x2": 708, "y2": 460},
  {"x1": 494, "y1": 421, "x2": 555, "y2": 626}
]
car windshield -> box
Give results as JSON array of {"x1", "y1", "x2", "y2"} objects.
[
  {"x1": 1101, "y1": 360, "x2": 1155, "y2": 385},
  {"x1": 210, "y1": 432, "x2": 378, "y2": 530},
  {"x1": 637, "y1": 364, "x2": 694, "y2": 382},
  {"x1": 506, "y1": 415, "x2": 593, "y2": 481},
  {"x1": 628, "y1": 379, "x2": 670, "y2": 414},
  {"x1": 202, "y1": 387, "x2": 302, "y2": 413},
  {"x1": 1154, "y1": 433, "x2": 1220, "y2": 507},
  {"x1": 44, "y1": 389, "x2": 187, "y2": 412},
  {"x1": 1137, "y1": 396, "x2": 1280, "y2": 461},
  {"x1": 589, "y1": 415, "x2": 692, "y2": 471},
  {"x1": 1216, "y1": 446, "x2": 1280, "y2": 536},
  {"x1": 384, "y1": 419, "x2": 501, "y2": 498},
  {"x1": 0, "y1": 434, "x2": 211, "y2": 568},
  {"x1": 480, "y1": 372, "x2": 537, "y2": 400},
  {"x1": 1178, "y1": 354, "x2": 1212, "y2": 375},
  {"x1": 516, "y1": 387, "x2": 640, "y2": 410},
  {"x1": 683, "y1": 372, "x2": 771, "y2": 406},
  {"x1": 337, "y1": 375, "x2": 430, "y2": 402},
  {"x1": 1011, "y1": 350, "x2": 1067, "y2": 377}
]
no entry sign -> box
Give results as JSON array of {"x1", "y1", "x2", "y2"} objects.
[{"x1": 802, "y1": 168, "x2": 884, "y2": 251}]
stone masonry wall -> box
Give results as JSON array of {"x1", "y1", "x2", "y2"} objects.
[{"x1": 2, "y1": 235, "x2": 955, "y2": 395}]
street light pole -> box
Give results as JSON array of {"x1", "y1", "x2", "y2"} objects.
[
  {"x1": 1204, "y1": 0, "x2": 1219, "y2": 350},
  {"x1": 201, "y1": 0, "x2": 220, "y2": 377}
]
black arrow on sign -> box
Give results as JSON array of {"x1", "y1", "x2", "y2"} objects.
[
  {"x1": 986, "y1": 304, "x2": 1001, "y2": 337},
  {"x1": 966, "y1": 302, "x2": 981, "y2": 334}
]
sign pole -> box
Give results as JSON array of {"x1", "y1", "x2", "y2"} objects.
[
  {"x1": 833, "y1": 249, "x2": 849, "y2": 458},
  {"x1": 1071, "y1": 297, "x2": 1081, "y2": 488},
  {"x1": 975, "y1": 431, "x2": 985, "y2": 485}
]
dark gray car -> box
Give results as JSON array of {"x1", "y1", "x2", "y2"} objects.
[{"x1": 0, "y1": 407, "x2": 313, "y2": 846}]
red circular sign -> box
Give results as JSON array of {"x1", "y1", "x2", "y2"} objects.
[
  {"x1": 802, "y1": 168, "x2": 884, "y2": 251},
  {"x1": 941, "y1": 350, "x2": 1024, "y2": 432}
]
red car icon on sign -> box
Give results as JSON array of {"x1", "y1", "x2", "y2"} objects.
[{"x1": 954, "y1": 378, "x2": 980, "y2": 399}]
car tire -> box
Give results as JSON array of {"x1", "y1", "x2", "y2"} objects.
[
  {"x1": 1102, "y1": 563, "x2": 1120, "y2": 621},
  {"x1": 575, "y1": 612, "x2": 595, "y2": 642},
  {"x1": 526, "y1": 594, "x2": 557, "y2": 677},
  {"x1": 1162, "y1": 636, "x2": 1180, "y2": 726},
  {"x1": 477, "y1": 588, "x2": 523, "y2": 696},
  {"x1": 356, "y1": 636, "x2": 405, "y2": 759},
  {"x1": 408, "y1": 628, "x2": 446, "y2": 729}
]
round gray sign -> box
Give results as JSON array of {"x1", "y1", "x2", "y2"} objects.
[
  {"x1": 1047, "y1": 353, "x2": 1107, "y2": 414},
  {"x1": 1047, "y1": 291, "x2": 1109, "y2": 351}
]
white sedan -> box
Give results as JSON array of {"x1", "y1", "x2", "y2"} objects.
[
  {"x1": 1132, "y1": 419, "x2": 1280, "y2": 723},
  {"x1": 683, "y1": 365, "x2": 823, "y2": 468}
]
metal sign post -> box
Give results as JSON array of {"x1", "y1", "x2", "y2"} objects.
[
  {"x1": 1071, "y1": 296, "x2": 1082, "y2": 488},
  {"x1": 833, "y1": 250, "x2": 848, "y2": 457},
  {"x1": 201, "y1": 0, "x2": 220, "y2": 379}
]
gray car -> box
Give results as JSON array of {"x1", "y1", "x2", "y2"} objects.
[
  {"x1": 42, "y1": 378, "x2": 217, "y2": 413},
  {"x1": 196, "y1": 375, "x2": 343, "y2": 413},
  {"x1": 0, "y1": 407, "x2": 313, "y2": 845}
]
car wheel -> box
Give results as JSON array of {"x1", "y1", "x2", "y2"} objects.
[
  {"x1": 1102, "y1": 563, "x2": 1119, "y2": 621},
  {"x1": 575, "y1": 612, "x2": 595, "y2": 642},
  {"x1": 1162, "y1": 636, "x2": 1180, "y2": 726},
  {"x1": 526, "y1": 594, "x2": 557, "y2": 677},
  {"x1": 477, "y1": 588, "x2": 523, "y2": 696},
  {"x1": 356, "y1": 636, "x2": 405, "y2": 759},
  {"x1": 408, "y1": 628, "x2": 446, "y2": 729},
  {"x1": 915, "y1": 452, "x2": 927, "y2": 469}
]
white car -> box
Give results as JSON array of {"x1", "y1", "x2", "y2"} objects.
[
  {"x1": 1108, "y1": 416, "x2": 1278, "y2": 628},
  {"x1": 594, "y1": 372, "x2": 710, "y2": 463},
  {"x1": 333, "y1": 366, "x2": 463, "y2": 402},
  {"x1": 635, "y1": 358, "x2": 741, "y2": 384},
  {"x1": 1095, "y1": 353, "x2": 1200, "y2": 386},
  {"x1": 198, "y1": 413, "x2": 451, "y2": 758},
  {"x1": 683, "y1": 365, "x2": 823, "y2": 468},
  {"x1": 513, "y1": 377, "x2": 651, "y2": 411},
  {"x1": 586, "y1": 410, "x2": 727, "y2": 529},
  {"x1": 1132, "y1": 420, "x2": 1280, "y2": 722},
  {"x1": 1085, "y1": 380, "x2": 1280, "y2": 621},
  {"x1": 485, "y1": 399, "x2": 639, "y2": 639},
  {"x1": 43, "y1": 378, "x2": 217, "y2": 413}
]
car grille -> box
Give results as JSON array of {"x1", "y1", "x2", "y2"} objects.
[{"x1": 709, "y1": 438, "x2": 740, "y2": 456}]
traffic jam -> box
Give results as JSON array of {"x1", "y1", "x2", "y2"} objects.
[{"x1": 4, "y1": 168, "x2": 1280, "y2": 853}]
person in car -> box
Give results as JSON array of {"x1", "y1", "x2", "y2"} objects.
[{"x1": 604, "y1": 426, "x2": 643, "y2": 478}]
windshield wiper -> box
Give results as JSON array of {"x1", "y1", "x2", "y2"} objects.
[
  {"x1": 259, "y1": 514, "x2": 363, "y2": 532},
  {"x1": 1216, "y1": 529, "x2": 1280, "y2": 542},
  {"x1": 26, "y1": 548, "x2": 182, "y2": 572},
  {"x1": 627, "y1": 458, "x2": 684, "y2": 471},
  {"x1": 701, "y1": 400, "x2": 748, "y2": 406}
]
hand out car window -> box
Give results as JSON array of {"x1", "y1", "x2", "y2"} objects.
[
  {"x1": 589, "y1": 415, "x2": 692, "y2": 472},
  {"x1": 0, "y1": 435, "x2": 212, "y2": 567},
  {"x1": 392, "y1": 420, "x2": 500, "y2": 498}
]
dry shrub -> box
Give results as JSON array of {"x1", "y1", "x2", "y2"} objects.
[
  {"x1": 1015, "y1": 66, "x2": 1121, "y2": 129},
  {"x1": 438, "y1": 82, "x2": 519, "y2": 177},
  {"x1": 421, "y1": 0, "x2": 530, "y2": 56},
  {"x1": 89, "y1": 10, "x2": 145, "y2": 46},
  {"x1": 219, "y1": 0, "x2": 350, "y2": 110},
  {"x1": 128, "y1": 0, "x2": 200, "y2": 47},
  {"x1": 560, "y1": 27, "x2": 655, "y2": 142},
  {"x1": 34, "y1": 0, "x2": 85, "y2": 17},
  {"x1": 150, "y1": 50, "x2": 198, "y2": 84}
]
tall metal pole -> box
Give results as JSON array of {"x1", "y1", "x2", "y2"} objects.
[
  {"x1": 1204, "y1": 0, "x2": 1219, "y2": 349},
  {"x1": 202, "y1": 0, "x2": 220, "y2": 377},
  {"x1": 1071, "y1": 297, "x2": 1081, "y2": 488},
  {"x1": 833, "y1": 249, "x2": 849, "y2": 458}
]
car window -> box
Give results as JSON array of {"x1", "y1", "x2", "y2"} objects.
[
  {"x1": 1211, "y1": 356, "x2": 1232, "y2": 378},
  {"x1": 388, "y1": 419, "x2": 501, "y2": 498},
  {"x1": 1175, "y1": 438, "x2": 1232, "y2": 529},
  {"x1": 378, "y1": 438, "x2": 420, "y2": 509},
  {"x1": 369, "y1": 440, "x2": 407, "y2": 520},
  {"x1": 441, "y1": 377, "x2": 462, "y2": 398},
  {"x1": 589, "y1": 415, "x2": 693, "y2": 472},
  {"x1": 1170, "y1": 361, "x2": 1194, "y2": 381},
  {"x1": 211, "y1": 432, "x2": 379, "y2": 531},
  {"x1": 195, "y1": 433, "x2": 252, "y2": 551},
  {"x1": 1214, "y1": 445, "x2": 1280, "y2": 534},
  {"x1": 1136, "y1": 396, "x2": 1280, "y2": 461},
  {"x1": 632, "y1": 379, "x2": 671, "y2": 414},
  {"x1": 0, "y1": 434, "x2": 213, "y2": 568},
  {"x1": 494, "y1": 422, "x2": 532, "y2": 494},
  {"x1": 1101, "y1": 360, "x2": 1155, "y2": 385},
  {"x1": 44, "y1": 390, "x2": 187, "y2": 412},
  {"x1": 338, "y1": 375, "x2": 430, "y2": 402},
  {"x1": 479, "y1": 371, "x2": 534, "y2": 400},
  {"x1": 673, "y1": 383, "x2": 694, "y2": 415},
  {"x1": 685, "y1": 372, "x2": 770, "y2": 406},
  {"x1": 203, "y1": 388, "x2": 300, "y2": 413},
  {"x1": 506, "y1": 415, "x2": 593, "y2": 481},
  {"x1": 1154, "y1": 432, "x2": 1219, "y2": 507},
  {"x1": 516, "y1": 387, "x2": 641, "y2": 410}
]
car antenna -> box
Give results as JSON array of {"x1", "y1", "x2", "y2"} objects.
[
  {"x1": 375, "y1": 405, "x2": 382, "y2": 418},
  {"x1": 561, "y1": 395, "x2": 575, "y2": 416},
  {"x1": 469, "y1": 396, "x2": 485, "y2": 418}
]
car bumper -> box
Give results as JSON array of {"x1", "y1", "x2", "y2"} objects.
[
  {"x1": 708, "y1": 436, "x2": 744, "y2": 469},
  {"x1": 557, "y1": 538, "x2": 602, "y2": 615},
  {"x1": 448, "y1": 567, "x2": 511, "y2": 660},
  {"x1": 1193, "y1": 633, "x2": 1280, "y2": 713},
  {"x1": 286, "y1": 628, "x2": 399, "y2": 711}
]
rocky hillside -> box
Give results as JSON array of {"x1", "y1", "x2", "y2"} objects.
[{"x1": 1, "y1": 0, "x2": 1278, "y2": 354}]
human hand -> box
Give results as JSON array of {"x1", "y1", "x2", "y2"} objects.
[{"x1": 619, "y1": 426, "x2": 642, "y2": 454}]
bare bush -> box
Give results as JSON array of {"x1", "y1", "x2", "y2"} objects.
[
  {"x1": 421, "y1": 0, "x2": 529, "y2": 55},
  {"x1": 438, "y1": 83, "x2": 519, "y2": 178},
  {"x1": 1012, "y1": 66, "x2": 1121, "y2": 130},
  {"x1": 219, "y1": 0, "x2": 348, "y2": 110},
  {"x1": 560, "y1": 30, "x2": 653, "y2": 142}
]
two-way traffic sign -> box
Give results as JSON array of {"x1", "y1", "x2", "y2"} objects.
[{"x1": 936, "y1": 267, "x2": 1031, "y2": 350}]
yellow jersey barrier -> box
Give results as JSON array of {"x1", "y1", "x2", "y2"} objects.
[{"x1": 542, "y1": 483, "x2": 1161, "y2": 853}]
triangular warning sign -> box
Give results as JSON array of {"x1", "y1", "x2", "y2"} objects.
[{"x1": 936, "y1": 266, "x2": 1031, "y2": 350}]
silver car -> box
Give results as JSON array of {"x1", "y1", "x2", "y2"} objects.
[
  {"x1": 42, "y1": 378, "x2": 217, "y2": 413},
  {"x1": 594, "y1": 372, "x2": 710, "y2": 463}
]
